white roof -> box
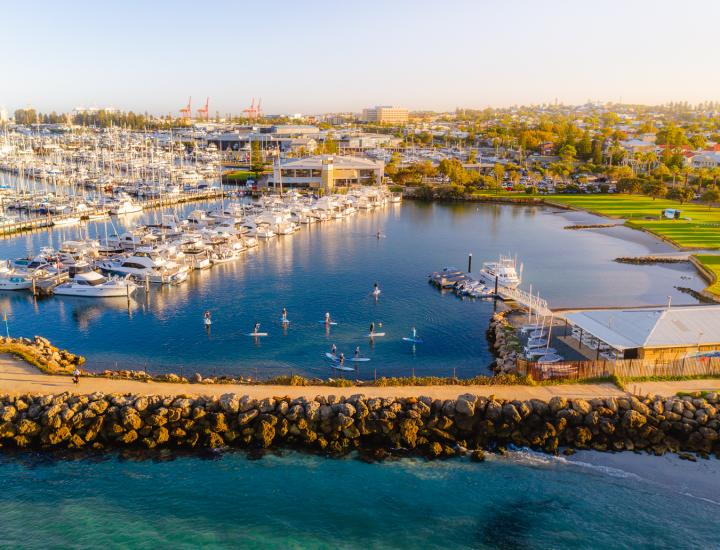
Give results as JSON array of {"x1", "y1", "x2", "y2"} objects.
[
  {"x1": 564, "y1": 306, "x2": 720, "y2": 350},
  {"x1": 279, "y1": 155, "x2": 382, "y2": 170}
]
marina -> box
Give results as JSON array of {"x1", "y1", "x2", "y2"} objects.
[
  {"x1": 0, "y1": 199, "x2": 705, "y2": 379},
  {"x1": 3, "y1": 2, "x2": 720, "y2": 548}
]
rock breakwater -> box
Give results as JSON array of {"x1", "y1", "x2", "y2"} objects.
[
  {"x1": 0, "y1": 336, "x2": 84, "y2": 374},
  {"x1": 614, "y1": 256, "x2": 688, "y2": 265},
  {"x1": 2, "y1": 390, "x2": 718, "y2": 459},
  {"x1": 565, "y1": 223, "x2": 621, "y2": 230},
  {"x1": 487, "y1": 312, "x2": 520, "y2": 375}
]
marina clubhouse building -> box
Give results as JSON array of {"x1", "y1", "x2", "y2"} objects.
[{"x1": 270, "y1": 155, "x2": 385, "y2": 191}]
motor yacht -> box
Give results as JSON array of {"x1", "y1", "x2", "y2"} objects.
[
  {"x1": 96, "y1": 251, "x2": 189, "y2": 285},
  {"x1": 53, "y1": 262, "x2": 137, "y2": 297},
  {"x1": 478, "y1": 255, "x2": 522, "y2": 289},
  {"x1": 110, "y1": 198, "x2": 143, "y2": 215},
  {"x1": 0, "y1": 263, "x2": 32, "y2": 291}
]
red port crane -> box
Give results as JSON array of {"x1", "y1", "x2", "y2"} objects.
[
  {"x1": 197, "y1": 97, "x2": 209, "y2": 120},
  {"x1": 180, "y1": 96, "x2": 192, "y2": 119},
  {"x1": 243, "y1": 97, "x2": 263, "y2": 120}
]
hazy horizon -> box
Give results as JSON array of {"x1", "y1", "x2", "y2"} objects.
[{"x1": 2, "y1": 0, "x2": 720, "y2": 115}]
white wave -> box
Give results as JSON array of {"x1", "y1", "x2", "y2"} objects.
[
  {"x1": 500, "y1": 448, "x2": 641, "y2": 480},
  {"x1": 679, "y1": 492, "x2": 720, "y2": 507}
]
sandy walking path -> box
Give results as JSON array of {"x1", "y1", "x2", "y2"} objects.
[{"x1": 0, "y1": 355, "x2": 717, "y2": 400}]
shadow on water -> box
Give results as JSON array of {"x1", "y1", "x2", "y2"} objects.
[{"x1": 477, "y1": 498, "x2": 561, "y2": 550}]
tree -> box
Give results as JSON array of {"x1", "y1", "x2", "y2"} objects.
[
  {"x1": 666, "y1": 187, "x2": 694, "y2": 204},
  {"x1": 701, "y1": 186, "x2": 720, "y2": 209},
  {"x1": 616, "y1": 178, "x2": 644, "y2": 194},
  {"x1": 467, "y1": 150, "x2": 477, "y2": 164},
  {"x1": 643, "y1": 181, "x2": 667, "y2": 200},
  {"x1": 576, "y1": 131, "x2": 592, "y2": 160},
  {"x1": 652, "y1": 164, "x2": 672, "y2": 182},
  {"x1": 438, "y1": 158, "x2": 471, "y2": 186},
  {"x1": 689, "y1": 134, "x2": 707, "y2": 150},
  {"x1": 385, "y1": 152, "x2": 401, "y2": 179},
  {"x1": 559, "y1": 144, "x2": 577, "y2": 164},
  {"x1": 14, "y1": 108, "x2": 38, "y2": 125},
  {"x1": 492, "y1": 163, "x2": 505, "y2": 188},
  {"x1": 250, "y1": 141, "x2": 267, "y2": 179},
  {"x1": 591, "y1": 139, "x2": 604, "y2": 165}
]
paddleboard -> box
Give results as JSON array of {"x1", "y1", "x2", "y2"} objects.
[
  {"x1": 402, "y1": 337, "x2": 423, "y2": 344},
  {"x1": 332, "y1": 364, "x2": 355, "y2": 372},
  {"x1": 367, "y1": 332, "x2": 386, "y2": 337},
  {"x1": 325, "y1": 352, "x2": 338, "y2": 360},
  {"x1": 350, "y1": 357, "x2": 370, "y2": 362},
  {"x1": 247, "y1": 332, "x2": 269, "y2": 337},
  {"x1": 319, "y1": 321, "x2": 338, "y2": 326}
]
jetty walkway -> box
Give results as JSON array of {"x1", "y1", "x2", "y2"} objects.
[
  {"x1": 0, "y1": 188, "x2": 230, "y2": 238},
  {"x1": 0, "y1": 354, "x2": 718, "y2": 399}
]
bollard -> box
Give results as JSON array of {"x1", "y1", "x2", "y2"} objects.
[{"x1": 468, "y1": 253, "x2": 472, "y2": 273}]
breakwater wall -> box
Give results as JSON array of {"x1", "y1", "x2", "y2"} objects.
[
  {"x1": 615, "y1": 256, "x2": 688, "y2": 265},
  {"x1": 1, "y1": 390, "x2": 718, "y2": 459},
  {"x1": 487, "y1": 311, "x2": 520, "y2": 375},
  {"x1": 1, "y1": 336, "x2": 84, "y2": 374}
]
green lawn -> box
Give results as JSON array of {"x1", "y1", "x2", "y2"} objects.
[
  {"x1": 548, "y1": 194, "x2": 720, "y2": 249},
  {"x1": 223, "y1": 170, "x2": 254, "y2": 182},
  {"x1": 694, "y1": 255, "x2": 720, "y2": 295}
]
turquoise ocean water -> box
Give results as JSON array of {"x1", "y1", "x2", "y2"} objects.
[{"x1": 1, "y1": 450, "x2": 718, "y2": 549}]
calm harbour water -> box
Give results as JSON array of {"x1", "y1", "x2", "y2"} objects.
[
  {"x1": 1, "y1": 450, "x2": 718, "y2": 549},
  {"x1": 0, "y1": 199, "x2": 705, "y2": 378}
]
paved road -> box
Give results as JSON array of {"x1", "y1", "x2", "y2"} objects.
[{"x1": 1, "y1": 355, "x2": 718, "y2": 400}]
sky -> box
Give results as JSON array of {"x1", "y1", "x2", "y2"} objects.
[{"x1": 2, "y1": 0, "x2": 720, "y2": 115}]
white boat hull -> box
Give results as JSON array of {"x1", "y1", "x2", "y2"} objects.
[{"x1": 54, "y1": 284, "x2": 137, "y2": 297}]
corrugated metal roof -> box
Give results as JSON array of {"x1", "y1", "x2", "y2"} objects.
[{"x1": 564, "y1": 306, "x2": 720, "y2": 350}]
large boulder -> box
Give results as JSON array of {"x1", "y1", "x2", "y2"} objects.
[
  {"x1": 622, "y1": 410, "x2": 647, "y2": 430},
  {"x1": 456, "y1": 394, "x2": 477, "y2": 416},
  {"x1": 219, "y1": 394, "x2": 241, "y2": 414}
]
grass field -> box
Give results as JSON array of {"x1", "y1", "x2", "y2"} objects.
[
  {"x1": 548, "y1": 194, "x2": 720, "y2": 249},
  {"x1": 694, "y1": 255, "x2": 720, "y2": 295},
  {"x1": 223, "y1": 170, "x2": 254, "y2": 182}
]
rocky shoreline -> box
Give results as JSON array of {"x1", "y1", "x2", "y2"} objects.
[
  {"x1": 1, "y1": 336, "x2": 85, "y2": 374},
  {"x1": 0, "y1": 390, "x2": 718, "y2": 461},
  {"x1": 565, "y1": 223, "x2": 621, "y2": 230},
  {"x1": 614, "y1": 256, "x2": 688, "y2": 265},
  {"x1": 487, "y1": 311, "x2": 520, "y2": 375}
]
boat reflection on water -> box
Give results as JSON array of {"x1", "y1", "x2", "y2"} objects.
[{"x1": 59, "y1": 295, "x2": 142, "y2": 331}]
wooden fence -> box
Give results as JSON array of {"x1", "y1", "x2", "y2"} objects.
[{"x1": 518, "y1": 356, "x2": 720, "y2": 381}]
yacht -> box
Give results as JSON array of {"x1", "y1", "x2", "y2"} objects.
[
  {"x1": 110, "y1": 198, "x2": 143, "y2": 215},
  {"x1": 96, "y1": 251, "x2": 189, "y2": 285},
  {"x1": 53, "y1": 262, "x2": 137, "y2": 298},
  {"x1": 0, "y1": 263, "x2": 32, "y2": 291},
  {"x1": 478, "y1": 255, "x2": 522, "y2": 289},
  {"x1": 52, "y1": 216, "x2": 82, "y2": 227}
]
